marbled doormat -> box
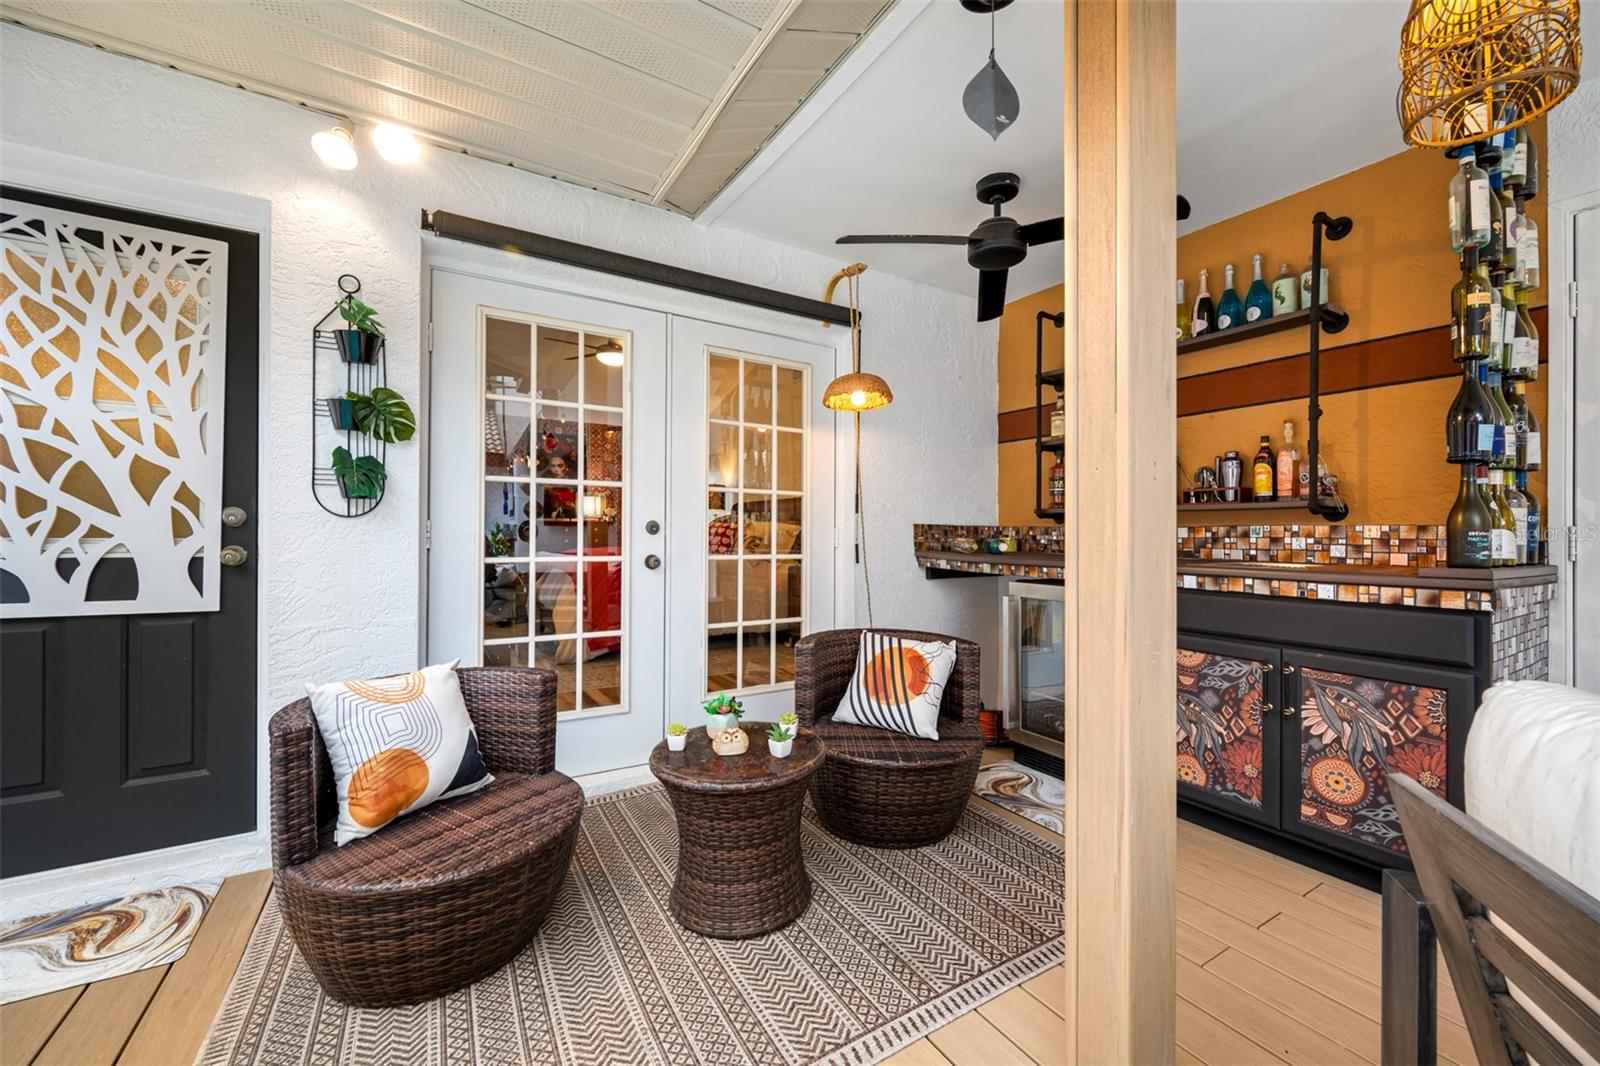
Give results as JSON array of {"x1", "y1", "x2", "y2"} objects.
[
  {"x1": 0, "y1": 881, "x2": 218, "y2": 1004},
  {"x1": 201, "y1": 785, "x2": 1064, "y2": 1066},
  {"x1": 974, "y1": 760, "x2": 1065, "y2": 836}
]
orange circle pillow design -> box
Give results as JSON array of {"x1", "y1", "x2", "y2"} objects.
[
  {"x1": 347, "y1": 748, "x2": 430, "y2": 828},
  {"x1": 864, "y1": 646, "x2": 931, "y2": 707}
]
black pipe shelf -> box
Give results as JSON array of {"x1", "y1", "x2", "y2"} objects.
[{"x1": 1178, "y1": 303, "x2": 1349, "y2": 355}]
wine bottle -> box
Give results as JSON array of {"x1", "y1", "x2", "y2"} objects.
[
  {"x1": 1446, "y1": 360, "x2": 1495, "y2": 463},
  {"x1": 1300, "y1": 263, "x2": 1330, "y2": 310},
  {"x1": 1483, "y1": 169, "x2": 1505, "y2": 266},
  {"x1": 1447, "y1": 464, "x2": 1493, "y2": 568},
  {"x1": 1484, "y1": 466, "x2": 1517, "y2": 566},
  {"x1": 1245, "y1": 254, "x2": 1273, "y2": 323},
  {"x1": 1509, "y1": 123, "x2": 1529, "y2": 191},
  {"x1": 1522, "y1": 130, "x2": 1540, "y2": 200},
  {"x1": 1216, "y1": 264, "x2": 1243, "y2": 331},
  {"x1": 1502, "y1": 472, "x2": 1530, "y2": 565},
  {"x1": 1277, "y1": 421, "x2": 1298, "y2": 498},
  {"x1": 1176, "y1": 277, "x2": 1191, "y2": 341},
  {"x1": 1488, "y1": 267, "x2": 1507, "y2": 366},
  {"x1": 1504, "y1": 376, "x2": 1530, "y2": 468},
  {"x1": 1452, "y1": 246, "x2": 1493, "y2": 362},
  {"x1": 1515, "y1": 379, "x2": 1542, "y2": 470},
  {"x1": 1449, "y1": 144, "x2": 1491, "y2": 251},
  {"x1": 1517, "y1": 470, "x2": 1542, "y2": 563},
  {"x1": 1515, "y1": 288, "x2": 1540, "y2": 379},
  {"x1": 1272, "y1": 263, "x2": 1298, "y2": 315},
  {"x1": 1516, "y1": 195, "x2": 1539, "y2": 290},
  {"x1": 1499, "y1": 173, "x2": 1519, "y2": 279},
  {"x1": 1477, "y1": 360, "x2": 1507, "y2": 464},
  {"x1": 1192, "y1": 268, "x2": 1214, "y2": 337},
  {"x1": 1486, "y1": 362, "x2": 1516, "y2": 468},
  {"x1": 1253, "y1": 434, "x2": 1275, "y2": 500}
]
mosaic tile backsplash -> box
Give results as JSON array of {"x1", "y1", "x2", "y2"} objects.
[{"x1": 1176, "y1": 524, "x2": 1448, "y2": 568}]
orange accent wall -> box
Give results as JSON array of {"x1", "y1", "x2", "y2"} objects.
[{"x1": 997, "y1": 128, "x2": 1548, "y2": 527}]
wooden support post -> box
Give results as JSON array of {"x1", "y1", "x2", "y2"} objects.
[{"x1": 1061, "y1": 0, "x2": 1178, "y2": 1061}]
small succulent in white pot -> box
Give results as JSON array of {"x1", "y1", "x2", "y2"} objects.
[
  {"x1": 703, "y1": 693, "x2": 744, "y2": 735},
  {"x1": 666, "y1": 721, "x2": 687, "y2": 752},
  {"x1": 767, "y1": 722, "x2": 795, "y2": 758}
]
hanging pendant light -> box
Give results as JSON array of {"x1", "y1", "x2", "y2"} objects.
[
  {"x1": 1397, "y1": 0, "x2": 1582, "y2": 148},
  {"x1": 961, "y1": 0, "x2": 1020, "y2": 141}
]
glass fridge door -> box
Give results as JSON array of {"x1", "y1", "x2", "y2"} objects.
[{"x1": 1006, "y1": 583, "x2": 1066, "y2": 747}]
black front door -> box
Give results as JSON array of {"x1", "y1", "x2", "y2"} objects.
[{"x1": 1, "y1": 187, "x2": 259, "y2": 877}]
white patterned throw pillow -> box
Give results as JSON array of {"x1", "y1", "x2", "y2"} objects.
[
  {"x1": 305, "y1": 661, "x2": 494, "y2": 845},
  {"x1": 831, "y1": 632, "x2": 959, "y2": 741}
]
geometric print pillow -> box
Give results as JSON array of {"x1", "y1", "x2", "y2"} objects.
[
  {"x1": 304, "y1": 660, "x2": 493, "y2": 846},
  {"x1": 831, "y1": 632, "x2": 959, "y2": 741}
]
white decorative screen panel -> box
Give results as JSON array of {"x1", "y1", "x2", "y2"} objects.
[{"x1": 0, "y1": 199, "x2": 228, "y2": 618}]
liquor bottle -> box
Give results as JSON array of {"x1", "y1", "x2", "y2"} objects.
[
  {"x1": 1272, "y1": 263, "x2": 1298, "y2": 315},
  {"x1": 1452, "y1": 246, "x2": 1494, "y2": 362},
  {"x1": 1449, "y1": 143, "x2": 1492, "y2": 251},
  {"x1": 1447, "y1": 463, "x2": 1493, "y2": 568},
  {"x1": 1515, "y1": 194, "x2": 1539, "y2": 290},
  {"x1": 1176, "y1": 277, "x2": 1191, "y2": 341},
  {"x1": 1245, "y1": 254, "x2": 1273, "y2": 323},
  {"x1": 1277, "y1": 421, "x2": 1299, "y2": 498},
  {"x1": 1514, "y1": 379, "x2": 1542, "y2": 470},
  {"x1": 1300, "y1": 263, "x2": 1330, "y2": 310},
  {"x1": 1502, "y1": 471, "x2": 1530, "y2": 565},
  {"x1": 1216, "y1": 264, "x2": 1243, "y2": 331},
  {"x1": 1049, "y1": 394, "x2": 1065, "y2": 439},
  {"x1": 1485, "y1": 362, "x2": 1516, "y2": 468},
  {"x1": 1191, "y1": 268, "x2": 1214, "y2": 337},
  {"x1": 1446, "y1": 360, "x2": 1496, "y2": 463},
  {"x1": 1516, "y1": 469, "x2": 1542, "y2": 563},
  {"x1": 1299, "y1": 452, "x2": 1329, "y2": 500},
  {"x1": 1483, "y1": 466, "x2": 1517, "y2": 566},
  {"x1": 1483, "y1": 169, "x2": 1505, "y2": 266},
  {"x1": 1252, "y1": 435, "x2": 1275, "y2": 500},
  {"x1": 1049, "y1": 460, "x2": 1065, "y2": 508},
  {"x1": 1515, "y1": 288, "x2": 1540, "y2": 379}
]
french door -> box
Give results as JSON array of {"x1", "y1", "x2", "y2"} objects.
[{"x1": 427, "y1": 269, "x2": 837, "y2": 775}]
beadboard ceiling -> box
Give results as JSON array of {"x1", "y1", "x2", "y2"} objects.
[{"x1": 0, "y1": 0, "x2": 893, "y2": 214}]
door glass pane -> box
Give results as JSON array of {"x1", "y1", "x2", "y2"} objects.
[
  {"x1": 485, "y1": 317, "x2": 530, "y2": 396},
  {"x1": 480, "y1": 314, "x2": 629, "y2": 715},
  {"x1": 1018, "y1": 597, "x2": 1066, "y2": 741},
  {"x1": 535, "y1": 326, "x2": 580, "y2": 402},
  {"x1": 703, "y1": 350, "x2": 808, "y2": 694}
]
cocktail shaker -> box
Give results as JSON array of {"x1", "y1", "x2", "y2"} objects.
[{"x1": 1219, "y1": 451, "x2": 1243, "y2": 503}]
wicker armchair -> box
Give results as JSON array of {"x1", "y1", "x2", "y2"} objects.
[
  {"x1": 268, "y1": 666, "x2": 583, "y2": 1007},
  {"x1": 795, "y1": 629, "x2": 985, "y2": 848}
]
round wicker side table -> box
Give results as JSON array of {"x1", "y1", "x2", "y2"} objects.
[{"x1": 649, "y1": 724, "x2": 824, "y2": 939}]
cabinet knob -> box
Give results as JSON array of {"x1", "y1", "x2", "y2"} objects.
[
  {"x1": 1282, "y1": 703, "x2": 1296, "y2": 717},
  {"x1": 1259, "y1": 702, "x2": 1275, "y2": 716},
  {"x1": 1284, "y1": 664, "x2": 1298, "y2": 675},
  {"x1": 1261, "y1": 662, "x2": 1275, "y2": 672}
]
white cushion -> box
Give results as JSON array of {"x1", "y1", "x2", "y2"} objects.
[
  {"x1": 305, "y1": 661, "x2": 493, "y2": 845},
  {"x1": 831, "y1": 631, "x2": 958, "y2": 741}
]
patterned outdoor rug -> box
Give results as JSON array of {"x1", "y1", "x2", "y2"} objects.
[
  {"x1": 201, "y1": 784, "x2": 1063, "y2": 1066},
  {"x1": 973, "y1": 760, "x2": 1065, "y2": 836}
]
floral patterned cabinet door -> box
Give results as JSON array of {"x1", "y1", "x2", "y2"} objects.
[
  {"x1": 1286, "y1": 651, "x2": 1474, "y2": 864},
  {"x1": 1175, "y1": 637, "x2": 1281, "y2": 828}
]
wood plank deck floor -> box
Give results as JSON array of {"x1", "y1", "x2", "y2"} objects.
[{"x1": 1, "y1": 753, "x2": 1476, "y2": 1066}]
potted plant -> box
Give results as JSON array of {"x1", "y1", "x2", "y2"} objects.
[
  {"x1": 331, "y1": 445, "x2": 387, "y2": 499},
  {"x1": 666, "y1": 722, "x2": 687, "y2": 752},
  {"x1": 485, "y1": 522, "x2": 515, "y2": 559},
  {"x1": 333, "y1": 296, "x2": 385, "y2": 364},
  {"x1": 347, "y1": 386, "x2": 416, "y2": 442},
  {"x1": 779, "y1": 711, "x2": 799, "y2": 732},
  {"x1": 703, "y1": 692, "x2": 744, "y2": 735},
  {"x1": 767, "y1": 722, "x2": 795, "y2": 758},
  {"x1": 327, "y1": 396, "x2": 357, "y2": 431}
]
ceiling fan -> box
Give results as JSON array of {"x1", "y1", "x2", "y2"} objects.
[{"x1": 836, "y1": 171, "x2": 1062, "y2": 322}]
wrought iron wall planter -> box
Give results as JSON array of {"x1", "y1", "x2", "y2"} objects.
[{"x1": 311, "y1": 274, "x2": 387, "y2": 517}]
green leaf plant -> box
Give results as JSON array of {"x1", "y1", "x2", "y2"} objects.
[
  {"x1": 703, "y1": 693, "x2": 745, "y2": 718},
  {"x1": 347, "y1": 386, "x2": 417, "y2": 443},
  {"x1": 331, "y1": 445, "x2": 388, "y2": 499},
  {"x1": 338, "y1": 296, "x2": 385, "y2": 337},
  {"x1": 767, "y1": 723, "x2": 795, "y2": 742}
]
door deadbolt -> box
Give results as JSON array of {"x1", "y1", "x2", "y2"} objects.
[
  {"x1": 222, "y1": 506, "x2": 248, "y2": 527},
  {"x1": 645, "y1": 520, "x2": 661, "y2": 535},
  {"x1": 220, "y1": 545, "x2": 249, "y2": 567},
  {"x1": 644, "y1": 554, "x2": 662, "y2": 570}
]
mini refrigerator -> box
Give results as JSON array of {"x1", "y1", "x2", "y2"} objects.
[{"x1": 1002, "y1": 581, "x2": 1066, "y2": 778}]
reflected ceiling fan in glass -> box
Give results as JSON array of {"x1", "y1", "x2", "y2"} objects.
[{"x1": 961, "y1": 0, "x2": 1019, "y2": 141}]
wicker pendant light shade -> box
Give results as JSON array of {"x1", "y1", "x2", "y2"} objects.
[
  {"x1": 1397, "y1": 0, "x2": 1582, "y2": 148},
  {"x1": 823, "y1": 371, "x2": 894, "y2": 412}
]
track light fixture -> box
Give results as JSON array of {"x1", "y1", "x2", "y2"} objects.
[{"x1": 310, "y1": 121, "x2": 358, "y2": 171}]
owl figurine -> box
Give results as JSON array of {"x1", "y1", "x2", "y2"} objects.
[{"x1": 711, "y1": 726, "x2": 749, "y2": 756}]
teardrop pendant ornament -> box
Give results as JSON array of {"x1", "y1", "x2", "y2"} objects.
[{"x1": 963, "y1": 52, "x2": 1019, "y2": 140}]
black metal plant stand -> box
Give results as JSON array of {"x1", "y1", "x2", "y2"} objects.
[
  {"x1": 311, "y1": 274, "x2": 387, "y2": 517},
  {"x1": 1034, "y1": 309, "x2": 1066, "y2": 522}
]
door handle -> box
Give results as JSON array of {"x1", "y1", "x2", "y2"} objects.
[
  {"x1": 220, "y1": 545, "x2": 249, "y2": 567},
  {"x1": 644, "y1": 554, "x2": 662, "y2": 570}
]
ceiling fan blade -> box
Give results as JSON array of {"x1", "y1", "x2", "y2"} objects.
[
  {"x1": 1017, "y1": 217, "x2": 1064, "y2": 245},
  {"x1": 835, "y1": 234, "x2": 969, "y2": 245},
  {"x1": 977, "y1": 269, "x2": 1009, "y2": 322},
  {"x1": 1177, "y1": 195, "x2": 1191, "y2": 221}
]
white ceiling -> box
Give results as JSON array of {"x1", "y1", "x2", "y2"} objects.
[
  {"x1": 711, "y1": 0, "x2": 1415, "y2": 298},
  {"x1": 0, "y1": 0, "x2": 893, "y2": 214}
]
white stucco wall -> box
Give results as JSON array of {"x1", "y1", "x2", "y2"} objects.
[
  {"x1": 0, "y1": 24, "x2": 999, "y2": 898},
  {"x1": 1547, "y1": 75, "x2": 1600, "y2": 202}
]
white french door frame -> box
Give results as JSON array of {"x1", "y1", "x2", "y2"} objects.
[
  {"x1": 419, "y1": 245, "x2": 854, "y2": 743},
  {"x1": 1546, "y1": 188, "x2": 1600, "y2": 690}
]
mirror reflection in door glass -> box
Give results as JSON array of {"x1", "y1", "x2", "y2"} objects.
[
  {"x1": 775, "y1": 430, "x2": 803, "y2": 493},
  {"x1": 534, "y1": 641, "x2": 579, "y2": 714},
  {"x1": 532, "y1": 563, "x2": 578, "y2": 637},
  {"x1": 709, "y1": 355, "x2": 740, "y2": 420},
  {"x1": 775, "y1": 558, "x2": 802, "y2": 620},
  {"x1": 584, "y1": 408, "x2": 623, "y2": 482},
  {"x1": 483, "y1": 641, "x2": 529, "y2": 668},
  {"x1": 535, "y1": 326, "x2": 580, "y2": 403},
  {"x1": 485, "y1": 318, "x2": 530, "y2": 396},
  {"x1": 776, "y1": 367, "x2": 804, "y2": 428},
  {"x1": 775, "y1": 622, "x2": 802, "y2": 684},
  {"x1": 708, "y1": 560, "x2": 738, "y2": 624},
  {"x1": 742, "y1": 559, "x2": 772, "y2": 622},
  {"x1": 742, "y1": 427, "x2": 773, "y2": 489},
  {"x1": 483, "y1": 562, "x2": 529, "y2": 642},
  {"x1": 741, "y1": 626, "x2": 773, "y2": 686},
  {"x1": 582, "y1": 486, "x2": 622, "y2": 554},
  {"x1": 742, "y1": 493, "x2": 773, "y2": 551},
  {"x1": 484, "y1": 480, "x2": 531, "y2": 557},
  {"x1": 707, "y1": 627, "x2": 738, "y2": 691},
  {"x1": 484, "y1": 402, "x2": 532, "y2": 476},
  {"x1": 584, "y1": 332, "x2": 625, "y2": 407},
  {"x1": 708, "y1": 425, "x2": 739, "y2": 487},
  {"x1": 743, "y1": 361, "x2": 773, "y2": 424},
  {"x1": 584, "y1": 635, "x2": 622, "y2": 710},
  {"x1": 774, "y1": 496, "x2": 802, "y2": 553}
]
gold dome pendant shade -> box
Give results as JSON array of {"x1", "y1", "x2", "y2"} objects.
[
  {"x1": 1397, "y1": 0, "x2": 1583, "y2": 148},
  {"x1": 823, "y1": 371, "x2": 894, "y2": 412}
]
